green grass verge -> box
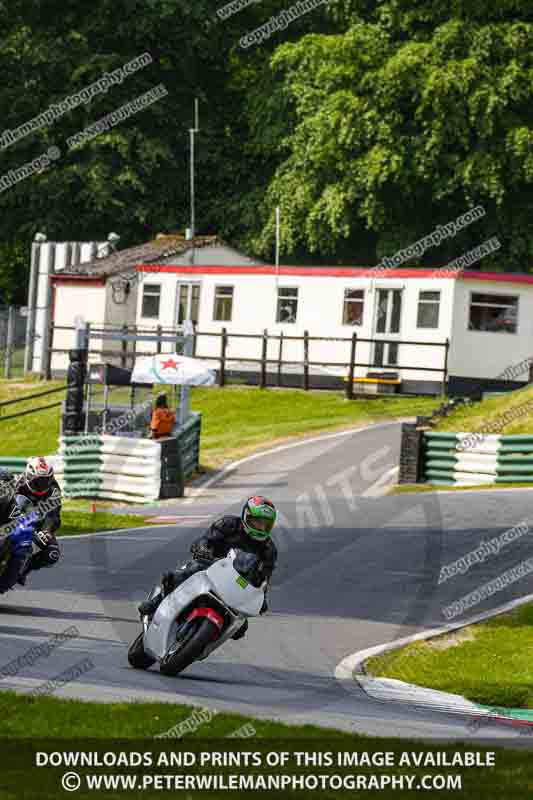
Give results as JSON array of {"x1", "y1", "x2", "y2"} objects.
[
  {"x1": 0, "y1": 379, "x2": 440, "y2": 466},
  {"x1": 0, "y1": 378, "x2": 65, "y2": 456},
  {"x1": 0, "y1": 689, "x2": 345, "y2": 738},
  {"x1": 191, "y1": 387, "x2": 439, "y2": 468},
  {"x1": 436, "y1": 385, "x2": 533, "y2": 435},
  {"x1": 366, "y1": 602, "x2": 533, "y2": 708},
  {"x1": 390, "y1": 482, "x2": 533, "y2": 495},
  {"x1": 57, "y1": 511, "x2": 151, "y2": 536},
  {"x1": 2, "y1": 692, "x2": 533, "y2": 798}
]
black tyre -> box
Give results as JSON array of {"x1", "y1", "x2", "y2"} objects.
[
  {"x1": 128, "y1": 632, "x2": 156, "y2": 670},
  {"x1": 160, "y1": 618, "x2": 219, "y2": 676}
]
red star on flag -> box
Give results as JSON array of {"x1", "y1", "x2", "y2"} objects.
[{"x1": 161, "y1": 358, "x2": 180, "y2": 370}]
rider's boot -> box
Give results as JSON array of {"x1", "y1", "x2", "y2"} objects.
[
  {"x1": 231, "y1": 619, "x2": 248, "y2": 640},
  {"x1": 138, "y1": 572, "x2": 177, "y2": 617}
]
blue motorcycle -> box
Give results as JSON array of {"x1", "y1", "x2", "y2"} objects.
[{"x1": 0, "y1": 498, "x2": 39, "y2": 594}]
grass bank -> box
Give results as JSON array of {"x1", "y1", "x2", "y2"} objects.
[
  {"x1": 57, "y1": 510, "x2": 152, "y2": 536},
  {"x1": 390, "y1": 482, "x2": 533, "y2": 495},
  {"x1": 366, "y1": 601, "x2": 533, "y2": 709},
  {"x1": 0, "y1": 379, "x2": 439, "y2": 467},
  {"x1": 191, "y1": 387, "x2": 438, "y2": 468},
  {"x1": 434, "y1": 385, "x2": 533, "y2": 435}
]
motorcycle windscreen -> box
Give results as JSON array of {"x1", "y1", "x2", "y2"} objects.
[{"x1": 206, "y1": 557, "x2": 265, "y2": 616}]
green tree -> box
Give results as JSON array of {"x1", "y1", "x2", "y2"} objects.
[{"x1": 249, "y1": 1, "x2": 533, "y2": 269}]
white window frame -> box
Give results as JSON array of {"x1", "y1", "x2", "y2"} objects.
[
  {"x1": 416, "y1": 290, "x2": 441, "y2": 329},
  {"x1": 276, "y1": 286, "x2": 299, "y2": 324},
  {"x1": 213, "y1": 285, "x2": 234, "y2": 322},
  {"x1": 140, "y1": 282, "x2": 161, "y2": 319},
  {"x1": 468, "y1": 291, "x2": 519, "y2": 334},
  {"x1": 342, "y1": 288, "x2": 365, "y2": 326},
  {"x1": 175, "y1": 281, "x2": 202, "y2": 326}
]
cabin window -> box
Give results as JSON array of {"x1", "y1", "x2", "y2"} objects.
[
  {"x1": 276, "y1": 287, "x2": 298, "y2": 324},
  {"x1": 469, "y1": 293, "x2": 518, "y2": 333},
  {"x1": 213, "y1": 285, "x2": 234, "y2": 322},
  {"x1": 342, "y1": 289, "x2": 365, "y2": 326},
  {"x1": 417, "y1": 290, "x2": 441, "y2": 329},
  {"x1": 141, "y1": 283, "x2": 161, "y2": 319}
]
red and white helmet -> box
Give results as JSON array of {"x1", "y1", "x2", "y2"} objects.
[{"x1": 24, "y1": 456, "x2": 54, "y2": 497}]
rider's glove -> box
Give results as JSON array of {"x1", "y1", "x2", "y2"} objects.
[
  {"x1": 34, "y1": 530, "x2": 53, "y2": 549},
  {"x1": 161, "y1": 571, "x2": 177, "y2": 597},
  {"x1": 191, "y1": 543, "x2": 214, "y2": 562}
]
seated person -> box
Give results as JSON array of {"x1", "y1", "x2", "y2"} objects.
[{"x1": 150, "y1": 393, "x2": 176, "y2": 439}]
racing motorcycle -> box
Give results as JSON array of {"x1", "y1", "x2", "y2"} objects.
[
  {"x1": 0, "y1": 496, "x2": 38, "y2": 593},
  {"x1": 128, "y1": 549, "x2": 267, "y2": 676}
]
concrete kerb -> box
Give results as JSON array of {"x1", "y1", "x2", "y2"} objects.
[{"x1": 335, "y1": 590, "x2": 533, "y2": 727}]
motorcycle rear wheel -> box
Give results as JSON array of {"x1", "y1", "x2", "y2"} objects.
[
  {"x1": 128, "y1": 632, "x2": 156, "y2": 670},
  {"x1": 160, "y1": 618, "x2": 219, "y2": 676}
]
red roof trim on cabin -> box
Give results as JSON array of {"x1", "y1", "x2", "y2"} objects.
[{"x1": 137, "y1": 264, "x2": 533, "y2": 284}]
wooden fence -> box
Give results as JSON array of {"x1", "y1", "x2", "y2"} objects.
[{"x1": 45, "y1": 323, "x2": 450, "y2": 396}]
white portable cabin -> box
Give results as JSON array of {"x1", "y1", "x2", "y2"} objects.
[{"x1": 135, "y1": 264, "x2": 533, "y2": 395}]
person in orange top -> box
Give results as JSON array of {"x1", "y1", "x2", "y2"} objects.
[{"x1": 150, "y1": 393, "x2": 176, "y2": 439}]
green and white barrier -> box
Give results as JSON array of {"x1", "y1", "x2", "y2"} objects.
[
  {"x1": 0, "y1": 413, "x2": 202, "y2": 503},
  {"x1": 59, "y1": 435, "x2": 162, "y2": 502},
  {"x1": 424, "y1": 432, "x2": 533, "y2": 486}
]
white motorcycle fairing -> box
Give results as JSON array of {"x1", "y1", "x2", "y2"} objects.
[{"x1": 143, "y1": 553, "x2": 266, "y2": 662}]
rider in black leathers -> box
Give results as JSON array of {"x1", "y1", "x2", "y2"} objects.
[
  {"x1": 0, "y1": 458, "x2": 62, "y2": 593},
  {"x1": 138, "y1": 497, "x2": 278, "y2": 639}
]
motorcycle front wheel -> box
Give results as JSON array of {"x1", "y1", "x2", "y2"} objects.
[
  {"x1": 128, "y1": 632, "x2": 157, "y2": 670},
  {"x1": 159, "y1": 618, "x2": 219, "y2": 676}
]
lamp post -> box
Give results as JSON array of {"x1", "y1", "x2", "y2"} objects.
[{"x1": 189, "y1": 98, "x2": 200, "y2": 264}]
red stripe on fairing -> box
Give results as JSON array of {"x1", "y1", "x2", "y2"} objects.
[
  {"x1": 187, "y1": 607, "x2": 224, "y2": 629},
  {"x1": 137, "y1": 264, "x2": 533, "y2": 284}
]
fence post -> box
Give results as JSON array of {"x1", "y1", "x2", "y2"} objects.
[
  {"x1": 442, "y1": 337, "x2": 450, "y2": 396},
  {"x1": 156, "y1": 324, "x2": 162, "y2": 355},
  {"x1": 131, "y1": 324, "x2": 137, "y2": 369},
  {"x1": 345, "y1": 332, "x2": 357, "y2": 400},
  {"x1": 277, "y1": 330, "x2": 284, "y2": 387},
  {"x1": 44, "y1": 320, "x2": 54, "y2": 381},
  {"x1": 84, "y1": 321, "x2": 91, "y2": 355},
  {"x1": 219, "y1": 328, "x2": 227, "y2": 387},
  {"x1": 121, "y1": 323, "x2": 128, "y2": 368},
  {"x1": 302, "y1": 330, "x2": 309, "y2": 391},
  {"x1": 260, "y1": 329, "x2": 268, "y2": 389},
  {"x1": 4, "y1": 305, "x2": 15, "y2": 379}
]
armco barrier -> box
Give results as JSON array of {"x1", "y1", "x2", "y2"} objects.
[{"x1": 423, "y1": 432, "x2": 533, "y2": 486}]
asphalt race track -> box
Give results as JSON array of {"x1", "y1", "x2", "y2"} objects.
[{"x1": 2, "y1": 421, "x2": 533, "y2": 743}]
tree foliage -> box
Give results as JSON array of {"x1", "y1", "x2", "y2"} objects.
[
  {"x1": 250, "y1": 0, "x2": 533, "y2": 268},
  {"x1": 0, "y1": 0, "x2": 532, "y2": 296}
]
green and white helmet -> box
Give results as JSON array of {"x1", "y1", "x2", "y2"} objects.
[{"x1": 242, "y1": 496, "x2": 277, "y2": 540}]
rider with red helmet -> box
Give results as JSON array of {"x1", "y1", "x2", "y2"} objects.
[{"x1": 0, "y1": 457, "x2": 62, "y2": 592}]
